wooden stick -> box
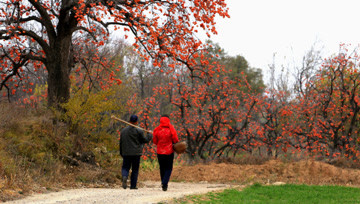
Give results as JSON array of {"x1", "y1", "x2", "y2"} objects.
[{"x1": 111, "y1": 115, "x2": 153, "y2": 133}]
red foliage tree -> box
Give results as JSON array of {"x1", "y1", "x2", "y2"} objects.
[
  {"x1": 130, "y1": 47, "x2": 262, "y2": 160},
  {"x1": 280, "y1": 46, "x2": 360, "y2": 161},
  {"x1": 0, "y1": 0, "x2": 229, "y2": 108}
]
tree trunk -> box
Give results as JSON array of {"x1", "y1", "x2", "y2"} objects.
[{"x1": 47, "y1": 36, "x2": 72, "y2": 108}]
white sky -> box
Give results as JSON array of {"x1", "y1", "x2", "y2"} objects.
[{"x1": 206, "y1": 0, "x2": 360, "y2": 80}]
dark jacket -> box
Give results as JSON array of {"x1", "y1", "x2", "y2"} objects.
[{"x1": 120, "y1": 126, "x2": 152, "y2": 156}]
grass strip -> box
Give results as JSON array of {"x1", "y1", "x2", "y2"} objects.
[{"x1": 178, "y1": 183, "x2": 360, "y2": 204}]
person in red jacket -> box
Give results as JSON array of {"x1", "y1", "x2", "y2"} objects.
[{"x1": 153, "y1": 115, "x2": 179, "y2": 191}]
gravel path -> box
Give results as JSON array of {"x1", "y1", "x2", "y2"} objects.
[{"x1": 4, "y1": 181, "x2": 232, "y2": 204}]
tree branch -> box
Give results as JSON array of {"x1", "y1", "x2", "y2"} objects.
[
  {"x1": 17, "y1": 29, "x2": 51, "y2": 54},
  {"x1": 28, "y1": 0, "x2": 57, "y2": 41}
]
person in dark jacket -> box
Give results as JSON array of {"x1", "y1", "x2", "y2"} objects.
[
  {"x1": 120, "y1": 115, "x2": 152, "y2": 190},
  {"x1": 153, "y1": 115, "x2": 179, "y2": 191}
]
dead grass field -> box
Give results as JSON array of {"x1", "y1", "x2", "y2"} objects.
[
  {"x1": 141, "y1": 159, "x2": 360, "y2": 186},
  {"x1": 2, "y1": 159, "x2": 360, "y2": 202}
]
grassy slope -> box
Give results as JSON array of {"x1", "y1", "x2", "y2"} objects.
[{"x1": 0, "y1": 103, "x2": 122, "y2": 202}]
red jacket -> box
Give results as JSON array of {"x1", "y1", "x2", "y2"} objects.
[{"x1": 153, "y1": 117, "x2": 179, "y2": 155}]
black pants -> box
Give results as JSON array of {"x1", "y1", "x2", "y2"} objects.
[
  {"x1": 122, "y1": 155, "x2": 140, "y2": 188},
  {"x1": 157, "y1": 153, "x2": 174, "y2": 187}
]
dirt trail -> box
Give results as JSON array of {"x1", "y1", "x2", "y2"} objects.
[
  {"x1": 3, "y1": 159, "x2": 360, "y2": 203},
  {"x1": 4, "y1": 181, "x2": 232, "y2": 204}
]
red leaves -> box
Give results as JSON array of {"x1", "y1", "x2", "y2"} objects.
[{"x1": 115, "y1": 79, "x2": 122, "y2": 85}]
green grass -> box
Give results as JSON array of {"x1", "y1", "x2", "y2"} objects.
[{"x1": 179, "y1": 183, "x2": 360, "y2": 204}]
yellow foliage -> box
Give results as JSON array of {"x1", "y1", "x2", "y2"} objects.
[
  {"x1": 62, "y1": 87, "x2": 115, "y2": 131},
  {"x1": 61, "y1": 82, "x2": 135, "y2": 152},
  {"x1": 33, "y1": 84, "x2": 47, "y2": 97}
]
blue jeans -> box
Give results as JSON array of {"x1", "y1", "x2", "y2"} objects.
[
  {"x1": 157, "y1": 153, "x2": 174, "y2": 187},
  {"x1": 122, "y1": 155, "x2": 141, "y2": 188}
]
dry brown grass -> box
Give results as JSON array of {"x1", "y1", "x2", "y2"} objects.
[
  {"x1": 0, "y1": 102, "x2": 123, "y2": 202},
  {"x1": 214, "y1": 154, "x2": 272, "y2": 165},
  {"x1": 326, "y1": 157, "x2": 360, "y2": 169},
  {"x1": 140, "y1": 159, "x2": 360, "y2": 188}
]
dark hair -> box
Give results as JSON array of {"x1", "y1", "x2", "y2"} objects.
[
  {"x1": 161, "y1": 114, "x2": 169, "y2": 118},
  {"x1": 129, "y1": 115, "x2": 138, "y2": 122}
]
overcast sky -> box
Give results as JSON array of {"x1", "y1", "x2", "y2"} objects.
[{"x1": 206, "y1": 0, "x2": 360, "y2": 80}]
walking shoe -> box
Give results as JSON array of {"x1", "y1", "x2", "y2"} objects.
[
  {"x1": 162, "y1": 185, "x2": 167, "y2": 191},
  {"x1": 130, "y1": 187, "x2": 138, "y2": 190},
  {"x1": 122, "y1": 177, "x2": 127, "y2": 189}
]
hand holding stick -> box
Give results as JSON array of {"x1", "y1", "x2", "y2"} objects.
[{"x1": 111, "y1": 115, "x2": 153, "y2": 134}]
